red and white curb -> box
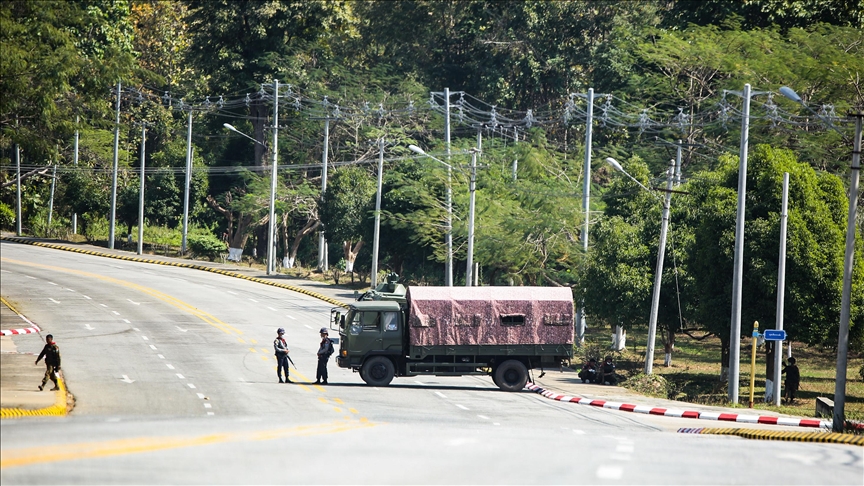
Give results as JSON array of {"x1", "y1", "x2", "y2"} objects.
[
  {"x1": 1, "y1": 302, "x2": 42, "y2": 336},
  {"x1": 525, "y1": 383, "x2": 831, "y2": 429}
]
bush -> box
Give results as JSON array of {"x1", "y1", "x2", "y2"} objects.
[
  {"x1": 82, "y1": 213, "x2": 109, "y2": 243},
  {"x1": 0, "y1": 202, "x2": 14, "y2": 230},
  {"x1": 188, "y1": 233, "x2": 226, "y2": 261}
]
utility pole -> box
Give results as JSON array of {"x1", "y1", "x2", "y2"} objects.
[
  {"x1": 576, "y1": 88, "x2": 595, "y2": 345},
  {"x1": 773, "y1": 172, "x2": 790, "y2": 406},
  {"x1": 833, "y1": 110, "x2": 863, "y2": 432},
  {"x1": 47, "y1": 164, "x2": 57, "y2": 227},
  {"x1": 266, "y1": 79, "x2": 279, "y2": 276},
  {"x1": 443, "y1": 88, "x2": 453, "y2": 286},
  {"x1": 15, "y1": 142, "x2": 21, "y2": 236},
  {"x1": 371, "y1": 138, "x2": 385, "y2": 288},
  {"x1": 181, "y1": 111, "x2": 193, "y2": 254},
  {"x1": 73, "y1": 115, "x2": 79, "y2": 234},
  {"x1": 318, "y1": 117, "x2": 331, "y2": 272},
  {"x1": 466, "y1": 147, "x2": 478, "y2": 287},
  {"x1": 729, "y1": 84, "x2": 752, "y2": 404},
  {"x1": 109, "y1": 81, "x2": 121, "y2": 249},
  {"x1": 137, "y1": 124, "x2": 147, "y2": 255}
]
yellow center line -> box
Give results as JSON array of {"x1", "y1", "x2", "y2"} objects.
[{"x1": 0, "y1": 420, "x2": 376, "y2": 469}]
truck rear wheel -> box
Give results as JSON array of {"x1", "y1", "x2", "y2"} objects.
[
  {"x1": 494, "y1": 360, "x2": 528, "y2": 392},
  {"x1": 361, "y1": 356, "x2": 395, "y2": 386}
]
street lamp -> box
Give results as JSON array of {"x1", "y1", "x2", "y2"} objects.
[
  {"x1": 409, "y1": 144, "x2": 454, "y2": 286},
  {"x1": 224, "y1": 117, "x2": 279, "y2": 277},
  {"x1": 606, "y1": 157, "x2": 675, "y2": 375},
  {"x1": 780, "y1": 86, "x2": 862, "y2": 432}
]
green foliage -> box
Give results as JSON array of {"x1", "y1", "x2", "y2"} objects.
[
  {"x1": 81, "y1": 213, "x2": 109, "y2": 243},
  {"x1": 187, "y1": 232, "x2": 225, "y2": 261},
  {"x1": 318, "y1": 166, "x2": 377, "y2": 253},
  {"x1": 0, "y1": 202, "x2": 14, "y2": 229}
]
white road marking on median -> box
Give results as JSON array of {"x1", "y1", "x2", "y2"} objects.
[
  {"x1": 175, "y1": 326, "x2": 188, "y2": 332},
  {"x1": 435, "y1": 392, "x2": 447, "y2": 399},
  {"x1": 176, "y1": 373, "x2": 185, "y2": 379},
  {"x1": 123, "y1": 319, "x2": 130, "y2": 324},
  {"x1": 132, "y1": 327, "x2": 140, "y2": 331},
  {"x1": 84, "y1": 324, "x2": 94, "y2": 330},
  {"x1": 66, "y1": 288, "x2": 75, "y2": 292},
  {"x1": 82, "y1": 295, "x2": 91, "y2": 300},
  {"x1": 100, "y1": 304, "x2": 108, "y2": 307},
  {"x1": 120, "y1": 375, "x2": 135, "y2": 384},
  {"x1": 455, "y1": 404, "x2": 469, "y2": 411},
  {"x1": 196, "y1": 393, "x2": 206, "y2": 399},
  {"x1": 477, "y1": 415, "x2": 489, "y2": 420},
  {"x1": 25, "y1": 275, "x2": 37, "y2": 279},
  {"x1": 267, "y1": 306, "x2": 277, "y2": 311},
  {"x1": 48, "y1": 282, "x2": 58, "y2": 286},
  {"x1": 596, "y1": 466, "x2": 623, "y2": 480},
  {"x1": 248, "y1": 298, "x2": 258, "y2": 303},
  {"x1": 49, "y1": 298, "x2": 60, "y2": 304},
  {"x1": 286, "y1": 315, "x2": 296, "y2": 320},
  {"x1": 226, "y1": 291, "x2": 237, "y2": 295},
  {"x1": 149, "y1": 345, "x2": 157, "y2": 350},
  {"x1": 157, "y1": 354, "x2": 165, "y2": 359},
  {"x1": 142, "y1": 336, "x2": 149, "y2": 341},
  {"x1": 166, "y1": 364, "x2": 175, "y2": 370},
  {"x1": 127, "y1": 299, "x2": 140, "y2": 305},
  {"x1": 187, "y1": 383, "x2": 196, "y2": 389},
  {"x1": 112, "y1": 311, "x2": 120, "y2": 315},
  {"x1": 304, "y1": 324, "x2": 313, "y2": 329}
]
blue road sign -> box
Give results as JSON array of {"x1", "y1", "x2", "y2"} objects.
[{"x1": 763, "y1": 329, "x2": 787, "y2": 341}]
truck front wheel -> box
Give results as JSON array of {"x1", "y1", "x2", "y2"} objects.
[
  {"x1": 361, "y1": 356, "x2": 395, "y2": 386},
  {"x1": 494, "y1": 360, "x2": 528, "y2": 392}
]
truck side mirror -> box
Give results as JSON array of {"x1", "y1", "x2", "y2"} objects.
[{"x1": 340, "y1": 315, "x2": 345, "y2": 328}]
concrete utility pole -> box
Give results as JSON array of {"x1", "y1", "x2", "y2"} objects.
[
  {"x1": 72, "y1": 116, "x2": 79, "y2": 234},
  {"x1": 773, "y1": 172, "x2": 789, "y2": 407},
  {"x1": 371, "y1": 138, "x2": 385, "y2": 288},
  {"x1": 137, "y1": 124, "x2": 147, "y2": 256},
  {"x1": 466, "y1": 147, "x2": 478, "y2": 287},
  {"x1": 181, "y1": 111, "x2": 193, "y2": 254},
  {"x1": 443, "y1": 88, "x2": 453, "y2": 286},
  {"x1": 266, "y1": 79, "x2": 280, "y2": 276},
  {"x1": 576, "y1": 88, "x2": 595, "y2": 345},
  {"x1": 47, "y1": 164, "x2": 57, "y2": 227},
  {"x1": 644, "y1": 159, "x2": 675, "y2": 375},
  {"x1": 109, "y1": 81, "x2": 121, "y2": 249},
  {"x1": 728, "y1": 83, "x2": 752, "y2": 404},
  {"x1": 15, "y1": 143, "x2": 21, "y2": 236},
  {"x1": 318, "y1": 118, "x2": 330, "y2": 272}
]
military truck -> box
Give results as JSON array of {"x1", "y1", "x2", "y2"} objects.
[{"x1": 331, "y1": 286, "x2": 574, "y2": 391}]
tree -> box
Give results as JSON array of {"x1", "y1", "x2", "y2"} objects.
[{"x1": 318, "y1": 166, "x2": 377, "y2": 278}]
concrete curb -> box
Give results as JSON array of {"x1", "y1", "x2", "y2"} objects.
[
  {"x1": 0, "y1": 236, "x2": 349, "y2": 309},
  {"x1": 525, "y1": 383, "x2": 831, "y2": 429},
  {"x1": 0, "y1": 378, "x2": 68, "y2": 419},
  {"x1": 0, "y1": 296, "x2": 42, "y2": 336},
  {"x1": 678, "y1": 427, "x2": 864, "y2": 445}
]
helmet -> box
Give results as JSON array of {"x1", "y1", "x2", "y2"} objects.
[
  {"x1": 319, "y1": 327, "x2": 329, "y2": 334},
  {"x1": 277, "y1": 328, "x2": 285, "y2": 334}
]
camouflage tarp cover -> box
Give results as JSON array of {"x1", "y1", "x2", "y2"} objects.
[{"x1": 406, "y1": 286, "x2": 574, "y2": 346}]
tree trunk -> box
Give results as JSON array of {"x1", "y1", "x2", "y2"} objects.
[
  {"x1": 287, "y1": 219, "x2": 319, "y2": 268},
  {"x1": 343, "y1": 239, "x2": 364, "y2": 274}
]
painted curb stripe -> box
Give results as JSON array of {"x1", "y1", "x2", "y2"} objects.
[
  {"x1": 678, "y1": 427, "x2": 864, "y2": 445},
  {"x1": 0, "y1": 378, "x2": 68, "y2": 419},
  {"x1": 0, "y1": 297, "x2": 42, "y2": 336},
  {"x1": 524, "y1": 382, "x2": 832, "y2": 429}
]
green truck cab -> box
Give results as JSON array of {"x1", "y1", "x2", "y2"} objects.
[{"x1": 332, "y1": 286, "x2": 574, "y2": 392}]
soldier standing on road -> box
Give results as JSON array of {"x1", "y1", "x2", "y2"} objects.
[
  {"x1": 315, "y1": 327, "x2": 334, "y2": 385},
  {"x1": 274, "y1": 328, "x2": 292, "y2": 383},
  {"x1": 35, "y1": 334, "x2": 61, "y2": 391}
]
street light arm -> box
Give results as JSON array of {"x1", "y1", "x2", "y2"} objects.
[
  {"x1": 605, "y1": 157, "x2": 661, "y2": 201},
  {"x1": 779, "y1": 86, "x2": 844, "y2": 137},
  {"x1": 409, "y1": 144, "x2": 453, "y2": 169},
  {"x1": 224, "y1": 123, "x2": 267, "y2": 147}
]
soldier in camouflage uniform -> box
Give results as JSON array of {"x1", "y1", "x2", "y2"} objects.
[{"x1": 35, "y1": 334, "x2": 61, "y2": 391}]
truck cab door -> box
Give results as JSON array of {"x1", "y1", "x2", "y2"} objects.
[{"x1": 349, "y1": 311, "x2": 383, "y2": 353}]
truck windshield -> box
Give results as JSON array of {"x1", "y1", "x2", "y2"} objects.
[{"x1": 348, "y1": 311, "x2": 381, "y2": 335}]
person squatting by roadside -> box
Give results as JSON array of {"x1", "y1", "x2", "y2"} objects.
[
  {"x1": 579, "y1": 358, "x2": 598, "y2": 383},
  {"x1": 35, "y1": 334, "x2": 61, "y2": 391},
  {"x1": 600, "y1": 355, "x2": 617, "y2": 385},
  {"x1": 274, "y1": 328, "x2": 292, "y2": 383},
  {"x1": 315, "y1": 327, "x2": 334, "y2": 385},
  {"x1": 782, "y1": 356, "x2": 800, "y2": 403}
]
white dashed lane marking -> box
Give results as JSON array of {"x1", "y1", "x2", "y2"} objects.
[
  {"x1": 123, "y1": 319, "x2": 130, "y2": 323},
  {"x1": 48, "y1": 282, "x2": 57, "y2": 286},
  {"x1": 455, "y1": 404, "x2": 469, "y2": 411},
  {"x1": 187, "y1": 383, "x2": 196, "y2": 389},
  {"x1": 112, "y1": 311, "x2": 120, "y2": 315},
  {"x1": 166, "y1": 364, "x2": 175, "y2": 370},
  {"x1": 149, "y1": 345, "x2": 157, "y2": 350},
  {"x1": 596, "y1": 466, "x2": 623, "y2": 480},
  {"x1": 142, "y1": 336, "x2": 149, "y2": 341},
  {"x1": 157, "y1": 354, "x2": 165, "y2": 359},
  {"x1": 83, "y1": 295, "x2": 91, "y2": 299},
  {"x1": 477, "y1": 415, "x2": 489, "y2": 420},
  {"x1": 286, "y1": 315, "x2": 296, "y2": 320},
  {"x1": 100, "y1": 304, "x2": 108, "y2": 307},
  {"x1": 435, "y1": 392, "x2": 447, "y2": 399},
  {"x1": 248, "y1": 298, "x2": 258, "y2": 303},
  {"x1": 267, "y1": 307, "x2": 277, "y2": 311},
  {"x1": 176, "y1": 373, "x2": 185, "y2": 379},
  {"x1": 49, "y1": 298, "x2": 60, "y2": 304}
]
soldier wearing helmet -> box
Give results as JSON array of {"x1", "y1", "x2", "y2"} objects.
[
  {"x1": 315, "y1": 327, "x2": 334, "y2": 385},
  {"x1": 273, "y1": 328, "x2": 292, "y2": 383}
]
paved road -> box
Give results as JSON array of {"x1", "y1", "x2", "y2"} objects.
[{"x1": 1, "y1": 242, "x2": 861, "y2": 484}]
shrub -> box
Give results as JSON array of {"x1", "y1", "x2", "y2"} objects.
[
  {"x1": 188, "y1": 233, "x2": 226, "y2": 261},
  {"x1": 0, "y1": 202, "x2": 15, "y2": 230}
]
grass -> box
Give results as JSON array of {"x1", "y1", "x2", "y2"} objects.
[{"x1": 576, "y1": 325, "x2": 864, "y2": 425}]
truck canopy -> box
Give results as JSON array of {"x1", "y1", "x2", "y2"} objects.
[{"x1": 406, "y1": 286, "x2": 574, "y2": 347}]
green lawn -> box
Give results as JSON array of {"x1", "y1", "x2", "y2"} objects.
[{"x1": 576, "y1": 325, "x2": 864, "y2": 423}]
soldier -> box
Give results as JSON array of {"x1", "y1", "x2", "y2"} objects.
[
  {"x1": 35, "y1": 334, "x2": 61, "y2": 391},
  {"x1": 273, "y1": 328, "x2": 292, "y2": 383},
  {"x1": 315, "y1": 327, "x2": 334, "y2": 385}
]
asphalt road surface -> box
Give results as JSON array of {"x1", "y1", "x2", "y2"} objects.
[{"x1": 1, "y1": 242, "x2": 861, "y2": 484}]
